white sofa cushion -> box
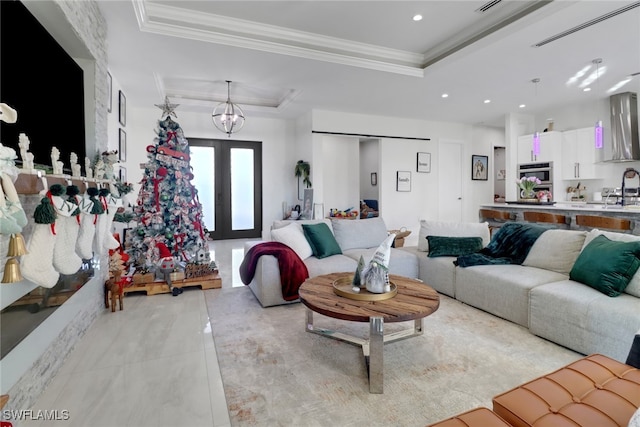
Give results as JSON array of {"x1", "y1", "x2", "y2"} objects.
[
  {"x1": 522, "y1": 229, "x2": 587, "y2": 275},
  {"x1": 331, "y1": 217, "x2": 388, "y2": 251},
  {"x1": 456, "y1": 264, "x2": 567, "y2": 328},
  {"x1": 580, "y1": 229, "x2": 640, "y2": 298},
  {"x1": 270, "y1": 223, "x2": 313, "y2": 260},
  {"x1": 530, "y1": 279, "x2": 640, "y2": 361},
  {"x1": 272, "y1": 218, "x2": 332, "y2": 231},
  {"x1": 417, "y1": 220, "x2": 490, "y2": 252}
]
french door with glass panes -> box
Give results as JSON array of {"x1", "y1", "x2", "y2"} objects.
[{"x1": 189, "y1": 138, "x2": 262, "y2": 239}]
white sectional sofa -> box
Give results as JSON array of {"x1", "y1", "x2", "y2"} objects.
[
  {"x1": 243, "y1": 217, "x2": 640, "y2": 363},
  {"x1": 402, "y1": 220, "x2": 640, "y2": 363},
  {"x1": 244, "y1": 217, "x2": 418, "y2": 308}
]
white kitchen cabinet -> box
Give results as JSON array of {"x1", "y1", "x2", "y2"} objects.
[
  {"x1": 518, "y1": 131, "x2": 561, "y2": 164},
  {"x1": 561, "y1": 127, "x2": 600, "y2": 180}
]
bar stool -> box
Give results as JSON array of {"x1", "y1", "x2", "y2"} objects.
[
  {"x1": 523, "y1": 211, "x2": 568, "y2": 228},
  {"x1": 479, "y1": 209, "x2": 514, "y2": 236},
  {"x1": 575, "y1": 214, "x2": 632, "y2": 232}
]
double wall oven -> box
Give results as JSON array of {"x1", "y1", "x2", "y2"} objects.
[{"x1": 518, "y1": 162, "x2": 553, "y2": 193}]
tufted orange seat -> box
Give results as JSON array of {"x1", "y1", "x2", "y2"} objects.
[
  {"x1": 492, "y1": 354, "x2": 640, "y2": 427},
  {"x1": 426, "y1": 407, "x2": 511, "y2": 427}
]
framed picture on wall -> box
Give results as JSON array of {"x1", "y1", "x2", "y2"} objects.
[
  {"x1": 371, "y1": 172, "x2": 377, "y2": 186},
  {"x1": 119, "y1": 167, "x2": 127, "y2": 182},
  {"x1": 301, "y1": 188, "x2": 314, "y2": 220},
  {"x1": 396, "y1": 171, "x2": 411, "y2": 192},
  {"x1": 313, "y1": 203, "x2": 324, "y2": 220},
  {"x1": 118, "y1": 90, "x2": 126, "y2": 126},
  {"x1": 472, "y1": 155, "x2": 488, "y2": 181},
  {"x1": 119, "y1": 128, "x2": 126, "y2": 161},
  {"x1": 417, "y1": 152, "x2": 431, "y2": 173}
]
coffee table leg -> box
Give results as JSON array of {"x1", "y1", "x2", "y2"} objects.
[
  {"x1": 368, "y1": 316, "x2": 384, "y2": 394},
  {"x1": 305, "y1": 308, "x2": 314, "y2": 331}
]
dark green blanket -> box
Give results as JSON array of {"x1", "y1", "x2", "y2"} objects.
[{"x1": 455, "y1": 222, "x2": 550, "y2": 267}]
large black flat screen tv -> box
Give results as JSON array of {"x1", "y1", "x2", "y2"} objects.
[{"x1": 1, "y1": 0, "x2": 86, "y2": 173}]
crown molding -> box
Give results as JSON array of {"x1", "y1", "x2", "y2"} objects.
[{"x1": 135, "y1": 0, "x2": 424, "y2": 77}]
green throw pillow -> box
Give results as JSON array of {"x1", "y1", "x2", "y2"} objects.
[
  {"x1": 427, "y1": 236, "x2": 483, "y2": 258},
  {"x1": 302, "y1": 223, "x2": 342, "y2": 259},
  {"x1": 570, "y1": 234, "x2": 640, "y2": 297}
]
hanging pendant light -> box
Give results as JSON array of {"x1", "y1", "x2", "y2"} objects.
[
  {"x1": 531, "y1": 78, "x2": 541, "y2": 156},
  {"x1": 593, "y1": 58, "x2": 604, "y2": 149},
  {"x1": 533, "y1": 132, "x2": 541, "y2": 156},
  {"x1": 212, "y1": 80, "x2": 245, "y2": 138}
]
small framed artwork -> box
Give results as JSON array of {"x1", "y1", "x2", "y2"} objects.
[
  {"x1": 119, "y1": 167, "x2": 127, "y2": 182},
  {"x1": 396, "y1": 171, "x2": 411, "y2": 192},
  {"x1": 371, "y1": 172, "x2": 377, "y2": 186},
  {"x1": 301, "y1": 188, "x2": 314, "y2": 220},
  {"x1": 472, "y1": 155, "x2": 489, "y2": 181},
  {"x1": 417, "y1": 152, "x2": 431, "y2": 173},
  {"x1": 118, "y1": 90, "x2": 126, "y2": 126},
  {"x1": 313, "y1": 203, "x2": 324, "y2": 220},
  {"x1": 119, "y1": 129, "x2": 127, "y2": 161},
  {"x1": 107, "y1": 72, "x2": 112, "y2": 113}
]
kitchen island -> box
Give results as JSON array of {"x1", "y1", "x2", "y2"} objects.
[{"x1": 480, "y1": 202, "x2": 640, "y2": 235}]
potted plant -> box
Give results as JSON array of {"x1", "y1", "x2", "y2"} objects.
[{"x1": 294, "y1": 160, "x2": 312, "y2": 188}]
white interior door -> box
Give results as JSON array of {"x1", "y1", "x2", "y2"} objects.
[{"x1": 438, "y1": 141, "x2": 463, "y2": 222}]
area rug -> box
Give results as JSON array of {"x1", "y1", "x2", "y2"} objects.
[{"x1": 205, "y1": 286, "x2": 582, "y2": 427}]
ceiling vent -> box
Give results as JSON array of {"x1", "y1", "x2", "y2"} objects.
[
  {"x1": 475, "y1": 0, "x2": 503, "y2": 13},
  {"x1": 533, "y1": 1, "x2": 640, "y2": 47}
]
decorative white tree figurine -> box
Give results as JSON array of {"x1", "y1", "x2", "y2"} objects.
[
  {"x1": 17, "y1": 133, "x2": 36, "y2": 172},
  {"x1": 70, "y1": 152, "x2": 81, "y2": 178},
  {"x1": 85, "y1": 157, "x2": 93, "y2": 179},
  {"x1": 51, "y1": 146, "x2": 64, "y2": 175}
]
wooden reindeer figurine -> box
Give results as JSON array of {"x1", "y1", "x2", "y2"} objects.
[{"x1": 104, "y1": 270, "x2": 124, "y2": 312}]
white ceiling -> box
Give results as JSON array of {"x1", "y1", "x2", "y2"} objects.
[{"x1": 96, "y1": 0, "x2": 640, "y2": 128}]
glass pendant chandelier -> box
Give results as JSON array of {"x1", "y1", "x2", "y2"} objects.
[{"x1": 212, "y1": 80, "x2": 245, "y2": 137}]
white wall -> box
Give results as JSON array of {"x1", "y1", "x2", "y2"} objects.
[
  {"x1": 308, "y1": 110, "x2": 501, "y2": 246},
  {"x1": 359, "y1": 139, "x2": 379, "y2": 201},
  {"x1": 320, "y1": 135, "x2": 360, "y2": 214}
]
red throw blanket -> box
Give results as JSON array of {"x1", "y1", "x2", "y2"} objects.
[{"x1": 239, "y1": 242, "x2": 309, "y2": 301}]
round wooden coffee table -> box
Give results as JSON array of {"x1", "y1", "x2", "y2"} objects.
[{"x1": 298, "y1": 272, "x2": 440, "y2": 393}]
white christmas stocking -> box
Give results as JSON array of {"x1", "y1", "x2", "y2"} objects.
[
  {"x1": 76, "y1": 188, "x2": 102, "y2": 260},
  {"x1": 102, "y1": 192, "x2": 122, "y2": 252},
  {"x1": 93, "y1": 189, "x2": 114, "y2": 256},
  {"x1": 52, "y1": 186, "x2": 83, "y2": 275},
  {"x1": 21, "y1": 196, "x2": 59, "y2": 288}
]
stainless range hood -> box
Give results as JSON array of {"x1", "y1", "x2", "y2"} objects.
[{"x1": 608, "y1": 92, "x2": 639, "y2": 162}]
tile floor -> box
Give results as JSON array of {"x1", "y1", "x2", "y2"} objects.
[{"x1": 22, "y1": 238, "x2": 256, "y2": 427}]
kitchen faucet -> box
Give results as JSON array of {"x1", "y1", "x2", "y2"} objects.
[{"x1": 621, "y1": 168, "x2": 640, "y2": 206}]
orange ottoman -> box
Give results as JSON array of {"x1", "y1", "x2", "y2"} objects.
[
  {"x1": 426, "y1": 408, "x2": 511, "y2": 427},
  {"x1": 493, "y1": 354, "x2": 640, "y2": 427}
]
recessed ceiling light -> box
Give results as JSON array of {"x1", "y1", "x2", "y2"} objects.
[
  {"x1": 519, "y1": 104, "x2": 526, "y2": 108},
  {"x1": 484, "y1": 99, "x2": 491, "y2": 104},
  {"x1": 583, "y1": 87, "x2": 592, "y2": 92},
  {"x1": 413, "y1": 14, "x2": 423, "y2": 21},
  {"x1": 441, "y1": 93, "x2": 449, "y2": 98}
]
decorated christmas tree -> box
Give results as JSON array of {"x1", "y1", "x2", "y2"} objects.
[{"x1": 126, "y1": 99, "x2": 210, "y2": 273}]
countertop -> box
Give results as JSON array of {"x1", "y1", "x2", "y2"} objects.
[{"x1": 482, "y1": 202, "x2": 640, "y2": 215}]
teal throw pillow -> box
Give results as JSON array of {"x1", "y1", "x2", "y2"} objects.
[
  {"x1": 427, "y1": 236, "x2": 483, "y2": 258},
  {"x1": 302, "y1": 223, "x2": 342, "y2": 259},
  {"x1": 569, "y1": 234, "x2": 640, "y2": 297}
]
